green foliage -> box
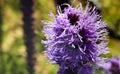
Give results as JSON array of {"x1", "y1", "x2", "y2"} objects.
[
  {"x1": 5, "y1": 0, "x2": 20, "y2": 13},
  {"x1": 94, "y1": 67, "x2": 107, "y2": 74},
  {"x1": 0, "y1": 51, "x2": 28, "y2": 74}
]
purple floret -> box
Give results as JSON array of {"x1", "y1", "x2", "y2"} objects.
[
  {"x1": 57, "y1": 64, "x2": 93, "y2": 74},
  {"x1": 42, "y1": 3, "x2": 108, "y2": 73},
  {"x1": 102, "y1": 56, "x2": 120, "y2": 74}
]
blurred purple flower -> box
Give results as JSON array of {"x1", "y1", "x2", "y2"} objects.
[
  {"x1": 42, "y1": 3, "x2": 108, "y2": 74},
  {"x1": 102, "y1": 56, "x2": 120, "y2": 74}
]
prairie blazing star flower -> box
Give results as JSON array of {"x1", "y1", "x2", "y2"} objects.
[
  {"x1": 102, "y1": 56, "x2": 120, "y2": 74},
  {"x1": 57, "y1": 64, "x2": 93, "y2": 74},
  {"x1": 42, "y1": 3, "x2": 108, "y2": 73}
]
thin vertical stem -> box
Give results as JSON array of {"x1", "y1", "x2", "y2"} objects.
[{"x1": 20, "y1": 0, "x2": 36, "y2": 74}]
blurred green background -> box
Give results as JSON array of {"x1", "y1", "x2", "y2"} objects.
[{"x1": 0, "y1": 0, "x2": 120, "y2": 74}]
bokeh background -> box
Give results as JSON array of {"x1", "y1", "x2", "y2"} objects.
[{"x1": 0, "y1": 0, "x2": 120, "y2": 74}]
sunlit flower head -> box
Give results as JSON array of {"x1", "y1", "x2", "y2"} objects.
[{"x1": 42, "y1": 3, "x2": 108, "y2": 70}]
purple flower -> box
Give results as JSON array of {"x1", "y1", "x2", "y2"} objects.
[
  {"x1": 102, "y1": 56, "x2": 120, "y2": 74},
  {"x1": 77, "y1": 64, "x2": 93, "y2": 74},
  {"x1": 42, "y1": 3, "x2": 108, "y2": 73},
  {"x1": 57, "y1": 64, "x2": 93, "y2": 74}
]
